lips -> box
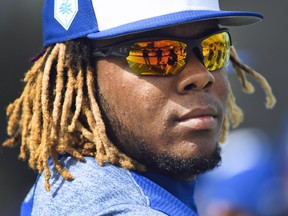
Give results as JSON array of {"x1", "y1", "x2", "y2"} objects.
[{"x1": 177, "y1": 107, "x2": 218, "y2": 130}]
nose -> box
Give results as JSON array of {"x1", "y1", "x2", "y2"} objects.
[{"x1": 176, "y1": 54, "x2": 215, "y2": 94}]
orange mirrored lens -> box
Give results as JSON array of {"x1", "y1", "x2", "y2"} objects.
[
  {"x1": 201, "y1": 32, "x2": 230, "y2": 71},
  {"x1": 127, "y1": 40, "x2": 187, "y2": 75},
  {"x1": 126, "y1": 32, "x2": 230, "y2": 75}
]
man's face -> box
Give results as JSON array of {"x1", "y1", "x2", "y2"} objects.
[{"x1": 95, "y1": 21, "x2": 229, "y2": 179}]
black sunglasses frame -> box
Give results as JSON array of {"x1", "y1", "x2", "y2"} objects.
[{"x1": 92, "y1": 28, "x2": 231, "y2": 72}]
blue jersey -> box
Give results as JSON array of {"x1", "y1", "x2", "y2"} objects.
[{"x1": 21, "y1": 156, "x2": 198, "y2": 216}]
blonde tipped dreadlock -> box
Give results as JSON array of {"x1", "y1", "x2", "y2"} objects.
[
  {"x1": 3, "y1": 40, "x2": 276, "y2": 191},
  {"x1": 3, "y1": 39, "x2": 145, "y2": 191},
  {"x1": 219, "y1": 45, "x2": 276, "y2": 143}
]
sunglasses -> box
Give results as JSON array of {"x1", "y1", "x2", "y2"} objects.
[{"x1": 92, "y1": 29, "x2": 231, "y2": 76}]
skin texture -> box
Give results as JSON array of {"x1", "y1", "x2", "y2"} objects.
[{"x1": 94, "y1": 20, "x2": 229, "y2": 180}]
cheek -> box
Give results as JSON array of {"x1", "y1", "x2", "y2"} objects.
[
  {"x1": 96, "y1": 59, "x2": 168, "y2": 128},
  {"x1": 97, "y1": 60, "x2": 132, "y2": 119},
  {"x1": 214, "y1": 71, "x2": 229, "y2": 107}
]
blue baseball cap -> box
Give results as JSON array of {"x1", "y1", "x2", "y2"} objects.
[{"x1": 43, "y1": 0, "x2": 263, "y2": 47}]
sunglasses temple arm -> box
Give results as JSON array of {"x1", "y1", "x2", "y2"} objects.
[
  {"x1": 92, "y1": 47, "x2": 114, "y2": 57},
  {"x1": 92, "y1": 47, "x2": 128, "y2": 58}
]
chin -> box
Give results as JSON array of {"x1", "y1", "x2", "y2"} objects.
[
  {"x1": 141, "y1": 144, "x2": 222, "y2": 179},
  {"x1": 173, "y1": 137, "x2": 219, "y2": 158}
]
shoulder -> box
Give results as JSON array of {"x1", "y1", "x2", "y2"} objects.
[{"x1": 31, "y1": 156, "x2": 165, "y2": 215}]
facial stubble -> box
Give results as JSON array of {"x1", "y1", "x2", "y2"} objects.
[{"x1": 97, "y1": 92, "x2": 222, "y2": 179}]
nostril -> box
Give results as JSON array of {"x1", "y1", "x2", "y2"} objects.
[
  {"x1": 184, "y1": 83, "x2": 196, "y2": 91},
  {"x1": 183, "y1": 80, "x2": 213, "y2": 92},
  {"x1": 204, "y1": 81, "x2": 213, "y2": 89}
]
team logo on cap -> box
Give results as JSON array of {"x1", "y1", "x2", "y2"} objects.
[{"x1": 54, "y1": 0, "x2": 78, "y2": 30}]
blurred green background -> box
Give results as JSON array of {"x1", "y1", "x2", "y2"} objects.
[{"x1": 0, "y1": 1, "x2": 287, "y2": 215}]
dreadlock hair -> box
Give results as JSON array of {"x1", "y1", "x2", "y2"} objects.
[
  {"x1": 220, "y1": 46, "x2": 277, "y2": 142},
  {"x1": 3, "y1": 39, "x2": 276, "y2": 191}
]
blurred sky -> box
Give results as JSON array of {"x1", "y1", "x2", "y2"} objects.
[{"x1": 0, "y1": 1, "x2": 287, "y2": 215}]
